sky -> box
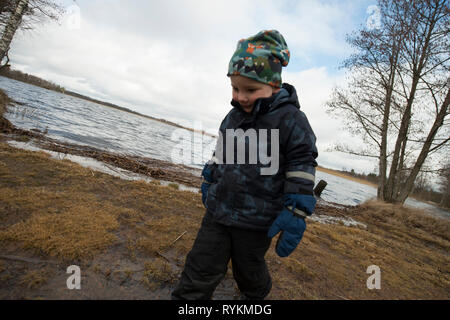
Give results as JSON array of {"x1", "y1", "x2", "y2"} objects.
[{"x1": 9, "y1": 0, "x2": 381, "y2": 173}]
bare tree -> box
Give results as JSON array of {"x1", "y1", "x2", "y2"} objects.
[
  {"x1": 0, "y1": 1, "x2": 15, "y2": 15},
  {"x1": 0, "y1": 0, "x2": 64, "y2": 67},
  {"x1": 0, "y1": 0, "x2": 29, "y2": 66},
  {"x1": 327, "y1": 0, "x2": 449, "y2": 204}
]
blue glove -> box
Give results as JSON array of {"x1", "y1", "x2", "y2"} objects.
[
  {"x1": 201, "y1": 182, "x2": 210, "y2": 206},
  {"x1": 201, "y1": 162, "x2": 213, "y2": 182},
  {"x1": 201, "y1": 163, "x2": 213, "y2": 207},
  {"x1": 284, "y1": 193, "x2": 316, "y2": 215},
  {"x1": 268, "y1": 208, "x2": 306, "y2": 257},
  {"x1": 267, "y1": 194, "x2": 316, "y2": 257}
]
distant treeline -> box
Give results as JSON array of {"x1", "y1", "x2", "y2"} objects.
[
  {"x1": 0, "y1": 66, "x2": 155, "y2": 116},
  {"x1": 0, "y1": 66, "x2": 65, "y2": 92},
  {"x1": 339, "y1": 169, "x2": 379, "y2": 185},
  {"x1": 341, "y1": 168, "x2": 449, "y2": 209},
  {"x1": 0, "y1": 67, "x2": 215, "y2": 137}
]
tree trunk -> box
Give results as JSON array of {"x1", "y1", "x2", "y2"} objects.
[
  {"x1": 0, "y1": 0, "x2": 12, "y2": 15},
  {"x1": 0, "y1": 0, "x2": 29, "y2": 63},
  {"x1": 378, "y1": 76, "x2": 395, "y2": 201},
  {"x1": 392, "y1": 133, "x2": 409, "y2": 200},
  {"x1": 397, "y1": 88, "x2": 450, "y2": 204},
  {"x1": 384, "y1": 80, "x2": 417, "y2": 202},
  {"x1": 378, "y1": 39, "x2": 400, "y2": 201}
]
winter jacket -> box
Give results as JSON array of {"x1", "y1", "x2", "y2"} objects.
[{"x1": 205, "y1": 83, "x2": 318, "y2": 231}]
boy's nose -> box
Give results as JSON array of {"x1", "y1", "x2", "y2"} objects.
[{"x1": 238, "y1": 93, "x2": 248, "y2": 104}]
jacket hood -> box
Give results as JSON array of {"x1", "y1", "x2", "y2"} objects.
[{"x1": 231, "y1": 82, "x2": 301, "y2": 116}]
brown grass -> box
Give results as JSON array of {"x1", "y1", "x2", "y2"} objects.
[
  {"x1": 0, "y1": 89, "x2": 8, "y2": 116},
  {"x1": 20, "y1": 268, "x2": 51, "y2": 289},
  {"x1": 142, "y1": 259, "x2": 178, "y2": 286},
  {"x1": 0, "y1": 205, "x2": 120, "y2": 260},
  {"x1": 0, "y1": 141, "x2": 202, "y2": 261},
  {"x1": 0, "y1": 89, "x2": 14, "y2": 133},
  {"x1": 0, "y1": 139, "x2": 449, "y2": 299}
]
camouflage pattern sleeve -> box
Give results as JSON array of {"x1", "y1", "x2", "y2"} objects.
[{"x1": 282, "y1": 110, "x2": 318, "y2": 196}]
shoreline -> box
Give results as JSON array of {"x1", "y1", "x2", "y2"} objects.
[
  {"x1": 4, "y1": 131, "x2": 448, "y2": 218},
  {"x1": 1, "y1": 130, "x2": 202, "y2": 190},
  {"x1": 316, "y1": 166, "x2": 378, "y2": 188}
]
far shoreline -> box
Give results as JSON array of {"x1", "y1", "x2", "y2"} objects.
[{"x1": 316, "y1": 166, "x2": 378, "y2": 188}]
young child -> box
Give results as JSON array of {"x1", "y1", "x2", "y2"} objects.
[{"x1": 172, "y1": 30, "x2": 318, "y2": 300}]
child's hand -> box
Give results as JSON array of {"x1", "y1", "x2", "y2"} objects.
[
  {"x1": 201, "y1": 162, "x2": 213, "y2": 183},
  {"x1": 201, "y1": 163, "x2": 213, "y2": 207},
  {"x1": 267, "y1": 207, "x2": 306, "y2": 257},
  {"x1": 201, "y1": 182, "x2": 211, "y2": 207}
]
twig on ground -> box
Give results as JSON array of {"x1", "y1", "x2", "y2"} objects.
[
  {"x1": 170, "y1": 231, "x2": 187, "y2": 247},
  {"x1": 155, "y1": 231, "x2": 188, "y2": 263},
  {"x1": 155, "y1": 251, "x2": 171, "y2": 262}
]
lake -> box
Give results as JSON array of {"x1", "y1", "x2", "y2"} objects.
[{"x1": 1, "y1": 76, "x2": 448, "y2": 219}]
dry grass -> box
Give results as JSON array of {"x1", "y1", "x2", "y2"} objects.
[
  {"x1": 143, "y1": 259, "x2": 178, "y2": 284},
  {"x1": 0, "y1": 89, "x2": 9, "y2": 116},
  {"x1": 356, "y1": 200, "x2": 449, "y2": 241},
  {"x1": 263, "y1": 200, "x2": 450, "y2": 299},
  {"x1": 0, "y1": 89, "x2": 14, "y2": 133},
  {"x1": 0, "y1": 205, "x2": 120, "y2": 260},
  {"x1": 0, "y1": 141, "x2": 202, "y2": 261},
  {"x1": 0, "y1": 139, "x2": 449, "y2": 299},
  {"x1": 20, "y1": 268, "x2": 50, "y2": 289}
]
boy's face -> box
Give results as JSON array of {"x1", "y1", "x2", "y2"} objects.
[{"x1": 230, "y1": 75, "x2": 280, "y2": 113}]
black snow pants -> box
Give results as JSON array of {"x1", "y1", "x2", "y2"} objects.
[{"x1": 171, "y1": 210, "x2": 272, "y2": 300}]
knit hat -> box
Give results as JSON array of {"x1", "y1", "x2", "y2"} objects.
[{"x1": 227, "y1": 29, "x2": 290, "y2": 88}]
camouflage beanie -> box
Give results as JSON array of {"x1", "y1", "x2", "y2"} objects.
[{"x1": 227, "y1": 29, "x2": 290, "y2": 88}]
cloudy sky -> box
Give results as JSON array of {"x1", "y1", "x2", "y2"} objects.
[{"x1": 9, "y1": 0, "x2": 380, "y2": 173}]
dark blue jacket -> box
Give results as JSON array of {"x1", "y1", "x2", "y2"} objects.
[{"x1": 205, "y1": 83, "x2": 318, "y2": 231}]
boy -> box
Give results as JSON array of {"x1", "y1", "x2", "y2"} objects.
[{"x1": 172, "y1": 30, "x2": 318, "y2": 300}]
